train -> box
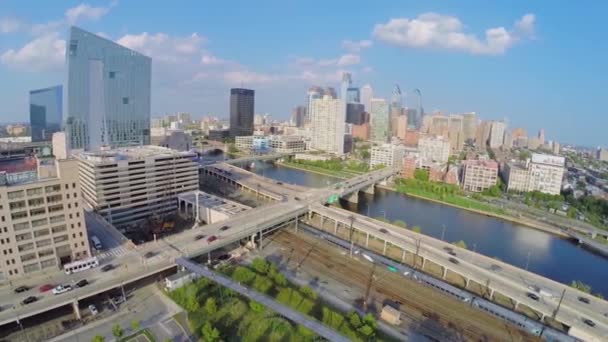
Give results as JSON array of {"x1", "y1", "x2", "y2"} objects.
[{"x1": 299, "y1": 224, "x2": 578, "y2": 342}]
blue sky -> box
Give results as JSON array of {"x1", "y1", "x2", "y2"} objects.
[{"x1": 0, "y1": 1, "x2": 606, "y2": 146}]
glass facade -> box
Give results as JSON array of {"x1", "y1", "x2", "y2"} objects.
[
  {"x1": 229, "y1": 88, "x2": 254, "y2": 137},
  {"x1": 65, "y1": 26, "x2": 151, "y2": 150},
  {"x1": 30, "y1": 85, "x2": 62, "y2": 142},
  {"x1": 346, "y1": 87, "x2": 360, "y2": 103},
  {"x1": 370, "y1": 98, "x2": 389, "y2": 143}
]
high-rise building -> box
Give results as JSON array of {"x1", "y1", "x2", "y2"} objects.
[
  {"x1": 346, "y1": 88, "x2": 360, "y2": 103},
  {"x1": 30, "y1": 85, "x2": 63, "y2": 142},
  {"x1": 346, "y1": 103, "x2": 366, "y2": 125},
  {"x1": 430, "y1": 115, "x2": 450, "y2": 137},
  {"x1": 323, "y1": 87, "x2": 337, "y2": 99},
  {"x1": 405, "y1": 108, "x2": 418, "y2": 129},
  {"x1": 448, "y1": 115, "x2": 464, "y2": 152},
  {"x1": 370, "y1": 98, "x2": 389, "y2": 143},
  {"x1": 418, "y1": 136, "x2": 451, "y2": 163},
  {"x1": 597, "y1": 147, "x2": 608, "y2": 161},
  {"x1": 309, "y1": 95, "x2": 345, "y2": 154},
  {"x1": 340, "y1": 73, "x2": 352, "y2": 101},
  {"x1": 65, "y1": 26, "x2": 151, "y2": 151},
  {"x1": 306, "y1": 86, "x2": 323, "y2": 124},
  {"x1": 0, "y1": 158, "x2": 90, "y2": 280},
  {"x1": 538, "y1": 129, "x2": 545, "y2": 146},
  {"x1": 229, "y1": 88, "x2": 255, "y2": 137},
  {"x1": 462, "y1": 112, "x2": 477, "y2": 142},
  {"x1": 390, "y1": 85, "x2": 403, "y2": 137},
  {"x1": 360, "y1": 84, "x2": 373, "y2": 112},
  {"x1": 291, "y1": 106, "x2": 307, "y2": 127},
  {"x1": 489, "y1": 121, "x2": 505, "y2": 149}
]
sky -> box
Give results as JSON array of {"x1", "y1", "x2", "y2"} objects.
[{"x1": 0, "y1": 1, "x2": 606, "y2": 147}]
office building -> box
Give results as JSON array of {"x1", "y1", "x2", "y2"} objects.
[
  {"x1": 462, "y1": 112, "x2": 477, "y2": 142},
  {"x1": 418, "y1": 136, "x2": 451, "y2": 164},
  {"x1": 65, "y1": 27, "x2": 151, "y2": 151},
  {"x1": 503, "y1": 153, "x2": 565, "y2": 195},
  {"x1": 291, "y1": 106, "x2": 307, "y2": 128},
  {"x1": 340, "y1": 73, "x2": 352, "y2": 101},
  {"x1": 429, "y1": 115, "x2": 450, "y2": 137},
  {"x1": 309, "y1": 95, "x2": 345, "y2": 154},
  {"x1": 30, "y1": 85, "x2": 62, "y2": 142},
  {"x1": 475, "y1": 121, "x2": 492, "y2": 150},
  {"x1": 229, "y1": 88, "x2": 255, "y2": 137},
  {"x1": 538, "y1": 129, "x2": 545, "y2": 146},
  {"x1": 150, "y1": 128, "x2": 192, "y2": 151},
  {"x1": 489, "y1": 121, "x2": 505, "y2": 149},
  {"x1": 552, "y1": 142, "x2": 560, "y2": 155},
  {"x1": 597, "y1": 148, "x2": 608, "y2": 161},
  {"x1": 346, "y1": 103, "x2": 366, "y2": 125},
  {"x1": 370, "y1": 144, "x2": 405, "y2": 168},
  {"x1": 235, "y1": 135, "x2": 306, "y2": 154},
  {"x1": 461, "y1": 160, "x2": 498, "y2": 192},
  {"x1": 360, "y1": 84, "x2": 373, "y2": 112},
  {"x1": 503, "y1": 162, "x2": 531, "y2": 192},
  {"x1": 0, "y1": 158, "x2": 90, "y2": 280},
  {"x1": 346, "y1": 87, "x2": 360, "y2": 103},
  {"x1": 351, "y1": 123, "x2": 370, "y2": 140},
  {"x1": 370, "y1": 98, "x2": 389, "y2": 143},
  {"x1": 76, "y1": 146, "x2": 198, "y2": 227},
  {"x1": 448, "y1": 115, "x2": 464, "y2": 152},
  {"x1": 5, "y1": 125, "x2": 27, "y2": 136}
]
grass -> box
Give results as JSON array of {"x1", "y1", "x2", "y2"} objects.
[{"x1": 279, "y1": 161, "x2": 354, "y2": 179}]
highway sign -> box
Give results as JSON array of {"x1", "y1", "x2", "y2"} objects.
[
  {"x1": 327, "y1": 194, "x2": 339, "y2": 204},
  {"x1": 387, "y1": 266, "x2": 398, "y2": 272}
]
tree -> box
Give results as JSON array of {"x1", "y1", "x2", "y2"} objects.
[
  {"x1": 414, "y1": 169, "x2": 429, "y2": 181},
  {"x1": 411, "y1": 226, "x2": 422, "y2": 233},
  {"x1": 347, "y1": 311, "x2": 362, "y2": 328},
  {"x1": 360, "y1": 150, "x2": 370, "y2": 159},
  {"x1": 300, "y1": 286, "x2": 318, "y2": 300},
  {"x1": 227, "y1": 143, "x2": 238, "y2": 154},
  {"x1": 392, "y1": 220, "x2": 406, "y2": 228},
  {"x1": 273, "y1": 273, "x2": 288, "y2": 287},
  {"x1": 201, "y1": 322, "x2": 221, "y2": 342},
  {"x1": 519, "y1": 150, "x2": 531, "y2": 161},
  {"x1": 363, "y1": 313, "x2": 377, "y2": 330},
  {"x1": 232, "y1": 266, "x2": 256, "y2": 284},
  {"x1": 571, "y1": 280, "x2": 591, "y2": 293},
  {"x1": 204, "y1": 297, "x2": 218, "y2": 316},
  {"x1": 91, "y1": 336, "x2": 105, "y2": 342},
  {"x1": 130, "y1": 319, "x2": 141, "y2": 332},
  {"x1": 567, "y1": 207, "x2": 577, "y2": 218},
  {"x1": 452, "y1": 240, "x2": 468, "y2": 249},
  {"x1": 249, "y1": 300, "x2": 265, "y2": 313},
  {"x1": 358, "y1": 324, "x2": 375, "y2": 337},
  {"x1": 112, "y1": 324, "x2": 124, "y2": 339},
  {"x1": 251, "y1": 257, "x2": 270, "y2": 274}
]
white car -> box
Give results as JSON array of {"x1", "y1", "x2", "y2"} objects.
[
  {"x1": 88, "y1": 304, "x2": 98, "y2": 316},
  {"x1": 52, "y1": 284, "x2": 73, "y2": 295}
]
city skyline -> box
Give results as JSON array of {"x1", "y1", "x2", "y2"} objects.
[{"x1": 0, "y1": 1, "x2": 607, "y2": 146}]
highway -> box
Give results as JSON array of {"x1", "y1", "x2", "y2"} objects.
[{"x1": 310, "y1": 204, "x2": 608, "y2": 339}]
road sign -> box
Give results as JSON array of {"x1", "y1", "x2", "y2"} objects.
[
  {"x1": 387, "y1": 266, "x2": 398, "y2": 272},
  {"x1": 327, "y1": 194, "x2": 339, "y2": 204}
]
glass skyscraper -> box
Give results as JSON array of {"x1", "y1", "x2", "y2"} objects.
[
  {"x1": 370, "y1": 98, "x2": 389, "y2": 143},
  {"x1": 229, "y1": 88, "x2": 255, "y2": 137},
  {"x1": 65, "y1": 26, "x2": 151, "y2": 151},
  {"x1": 30, "y1": 85, "x2": 62, "y2": 142}
]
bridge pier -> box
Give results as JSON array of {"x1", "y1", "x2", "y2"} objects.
[
  {"x1": 421, "y1": 258, "x2": 426, "y2": 269},
  {"x1": 465, "y1": 278, "x2": 470, "y2": 288},
  {"x1": 334, "y1": 220, "x2": 338, "y2": 234},
  {"x1": 361, "y1": 185, "x2": 375, "y2": 195},
  {"x1": 294, "y1": 216, "x2": 299, "y2": 233},
  {"x1": 591, "y1": 232, "x2": 597, "y2": 239},
  {"x1": 72, "y1": 300, "x2": 81, "y2": 320},
  {"x1": 442, "y1": 266, "x2": 447, "y2": 279},
  {"x1": 489, "y1": 288, "x2": 495, "y2": 298},
  {"x1": 383, "y1": 240, "x2": 387, "y2": 255},
  {"x1": 513, "y1": 300, "x2": 519, "y2": 310},
  {"x1": 365, "y1": 233, "x2": 369, "y2": 247},
  {"x1": 341, "y1": 192, "x2": 359, "y2": 204},
  {"x1": 259, "y1": 230, "x2": 264, "y2": 250},
  {"x1": 401, "y1": 249, "x2": 406, "y2": 262}
]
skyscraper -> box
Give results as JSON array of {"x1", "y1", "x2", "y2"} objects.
[
  {"x1": 462, "y1": 112, "x2": 477, "y2": 142},
  {"x1": 306, "y1": 86, "x2": 323, "y2": 124},
  {"x1": 489, "y1": 121, "x2": 506, "y2": 149},
  {"x1": 346, "y1": 87, "x2": 360, "y2": 103},
  {"x1": 229, "y1": 88, "x2": 255, "y2": 137},
  {"x1": 291, "y1": 106, "x2": 307, "y2": 127},
  {"x1": 310, "y1": 95, "x2": 345, "y2": 154},
  {"x1": 538, "y1": 129, "x2": 545, "y2": 145},
  {"x1": 340, "y1": 72, "x2": 352, "y2": 101},
  {"x1": 65, "y1": 26, "x2": 151, "y2": 151},
  {"x1": 370, "y1": 98, "x2": 389, "y2": 143},
  {"x1": 360, "y1": 84, "x2": 373, "y2": 112},
  {"x1": 30, "y1": 85, "x2": 62, "y2": 142}
]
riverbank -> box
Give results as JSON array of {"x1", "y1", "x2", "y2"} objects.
[
  {"x1": 377, "y1": 184, "x2": 570, "y2": 238},
  {"x1": 276, "y1": 161, "x2": 349, "y2": 179}
]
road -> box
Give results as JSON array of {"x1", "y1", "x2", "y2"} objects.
[{"x1": 310, "y1": 204, "x2": 608, "y2": 339}]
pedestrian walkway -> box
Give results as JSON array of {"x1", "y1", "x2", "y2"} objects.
[{"x1": 96, "y1": 246, "x2": 133, "y2": 261}]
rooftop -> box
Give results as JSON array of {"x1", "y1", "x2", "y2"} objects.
[
  {"x1": 463, "y1": 159, "x2": 499, "y2": 169},
  {"x1": 178, "y1": 190, "x2": 251, "y2": 216},
  {"x1": 531, "y1": 153, "x2": 565, "y2": 167},
  {"x1": 77, "y1": 145, "x2": 196, "y2": 163}
]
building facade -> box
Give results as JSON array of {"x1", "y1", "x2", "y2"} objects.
[
  {"x1": 360, "y1": 84, "x2": 373, "y2": 112},
  {"x1": 346, "y1": 103, "x2": 366, "y2": 125},
  {"x1": 150, "y1": 128, "x2": 192, "y2": 151},
  {"x1": 65, "y1": 26, "x2": 151, "y2": 151},
  {"x1": 309, "y1": 95, "x2": 345, "y2": 154},
  {"x1": 0, "y1": 158, "x2": 90, "y2": 280},
  {"x1": 462, "y1": 112, "x2": 477, "y2": 142},
  {"x1": 77, "y1": 146, "x2": 198, "y2": 227},
  {"x1": 30, "y1": 85, "x2": 62, "y2": 142},
  {"x1": 597, "y1": 148, "x2": 608, "y2": 162},
  {"x1": 528, "y1": 153, "x2": 565, "y2": 195},
  {"x1": 461, "y1": 160, "x2": 498, "y2": 192},
  {"x1": 370, "y1": 98, "x2": 389, "y2": 143},
  {"x1": 418, "y1": 136, "x2": 451, "y2": 163},
  {"x1": 229, "y1": 88, "x2": 255, "y2": 137},
  {"x1": 503, "y1": 162, "x2": 531, "y2": 192},
  {"x1": 291, "y1": 106, "x2": 307, "y2": 128},
  {"x1": 370, "y1": 144, "x2": 405, "y2": 168},
  {"x1": 489, "y1": 121, "x2": 505, "y2": 149}
]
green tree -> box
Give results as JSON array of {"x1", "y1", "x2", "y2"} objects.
[
  {"x1": 411, "y1": 226, "x2": 422, "y2": 233},
  {"x1": 358, "y1": 324, "x2": 375, "y2": 338},
  {"x1": 227, "y1": 143, "x2": 238, "y2": 154},
  {"x1": 567, "y1": 207, "x2": 577, "y2": 218},
  {"x1": 112, "y1": 324, "x2": 124, "y2": 339},
  {"x1": 130, "y1": 319, "x2": 140, "y2": 332},
  {"x1": 204, "y1": 297, "x2": 218, "y2": 316},
  {"x1": 299, "y1": 286, "x2": 318, "y2": 300},
  {"x1": 91, "y1": 336, "x2": 105, "y2": 342},
  {"x1": 347, "y1": 311, "x2": 362, "y2": 328},
  {"x1": 392, "y1": 220, "x2": 406, "y2": 228},
  {"x1": 363, "y1": 313, "x2": 377, "y2": 330},
  {"x1": 232, "y1": 266, "x2": 256, "y2": 284},
  {"x1": 414, "y1": 169, "x2": 429, "y2": 181},
  {"x1": 249, "y1": 300, "x2": 265, "y2": 313},
  {"x1": 571, "y1": 280, "x2": 591, "y2": 293},
  {"x1": 452, "y1": 240, "x2": 468, "y2": 249},
  {"x1": 201, "y1": 322, "x2": 221, "y2": 342},
  {"x1": 519, "y1": 150, "x2": 531, "y2": 161},
  {"x1": 273, "y1": 273, "x2": 288, "y2": 286},
  {"x1": 251, "y1": 257, "x2": 270, "y2": 274},
  {"x1": 360, "y1": 150, "x2": 370, "y2": 159}
]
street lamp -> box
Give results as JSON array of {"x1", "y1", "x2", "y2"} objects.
[
  {"x1": 441, "y1": 224, "x2": 447, "y2": 241},
  {"x1": 348, "y1": 216, "x2": 356, "y2": 258}
]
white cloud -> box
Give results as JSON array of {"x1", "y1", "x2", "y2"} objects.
[
  {"x1": 341, "y1": 39, "x2": 372, "y2": 52},
  {"x1": 223, "y1": 70, "x2": 279, "y2": 84},
  {"x1": 372, "y1": 13, "x2": 535, "y2": 55},
  {"x1": 337, "y1": 54, "x2": 360, "y2": 66},
  {"x1": 0, "y1": 32, "x2": 65, "y2": 71},
  {"x1": 0, "y1": 17, "x2": 22, "y2": 34},
  {"x1": 65, "y1": 3, "x2": 112, "y2": 24},
  {"x1": 117, "y1": 32, "x2": 205, "y2": 62},
  {"x1": 201, "y1": 53, "x2": 228, "y2": 65}
]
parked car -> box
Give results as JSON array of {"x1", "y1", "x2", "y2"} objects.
[
  {"x1": 14, "y1": 285, "x2": 29, "y2": 293},
  {"x1": 39, "y1": 284, "x2": 54, "y2": 293},
  {"x1": 207, "y1": 235, "x2": 218, "y2": 243},
  {"x1": 22, "y1": 296, "x2": 37, "y2": 305},
  {"x1": 88, "y1": 304, "x2": 98, "y2": 316},
  {"x1": 101, "y1": 264, "x2": 114, "y2": 272},
  {"x1": 52, "y1": 285, "x2": 73, "y2": 295},
  {"x1": 194, "y1": 234, "x2": 206, "y2": 241},
  {"x1": 75, "y1": 279, "x2": 89, "y2": 288}
]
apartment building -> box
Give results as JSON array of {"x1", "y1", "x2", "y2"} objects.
[
  {"x1": 503, "y1": 153, "x2": 565, "y2": 195},
  {"x1": 461, "y1": 160, "x2": 498, "y2": 192},
  {"x1": 418, "y1": 135, "x2": 451, "y2": 164},
  {"x1": 370, "y1": 144, "x2": 405, "y2": 168},
  {"x1": 0, "y1": 158, "x2": 89, "y2": 280},
  {"x1": 77, "y1": 146, "x2": 198, "y2": 227},
  {"x1": 503, "y1": 162, "x2": 531, "y2": 192}
]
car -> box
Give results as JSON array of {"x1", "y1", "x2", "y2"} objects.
[
  {"x1": 578, "y1": 296, "x2": 590, "y2": 304},
  {"x1": 217, "y1": 254, "x2": 231, "y2": 261},
  {"x1": 22, "y1": 296, "x2": 37, "y2": 305},
  {"x1": 379, "y1": 228, "x2": 388, "y2": 234},
  {"x1": 88, "y1": 304, "x2": 98, "y2": 316},
  {"x1": 52, "y1": 285, "x2": 73, "y2": 295},
  {"x1": 144, "y1": 251, "x2": 155, "y2": 258},
  {"x1": 583, "y1": 318, "x2": 596, "y2": 327},
  {"x1": 101, "y1": 264, "x2": 114, "y2": 272},
  {"x1": 75, "y1": 279, "x2": 89, "y2": 288},
  {"x1": 14, "y1": 285, "x2": 29, "y2": 293},
  {"x1": 207, "y1": 235, "x2": 218, "y2": 243},
  {"x1": 443, "y1": 246, "x2": 453, "y2": 252},
  {"x1": 448, "y1": 251, "x2": 457, "y2": 256},
  {"x1": 220, "y1": 225, "x2": 230, "y2": 231},
  {"x1": 194, "y1": 234, "x2": 206, "y2": 241},
  {"x1": 276, "y1": 182, "x2": 283, "y2": 185},
  {"x1": 448, "y1": 257, "x2": 459, "y2": 264},
  {"x1": 490, "y1": 264, "x2": 502, "y2": 272},
  {"x1": 527, "y1": 292, "x2": 540, "y2": 301},
  {"x1": 39, "y1": 284, "x2": 54, "y2": 292}
]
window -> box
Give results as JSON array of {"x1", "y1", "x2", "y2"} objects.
[
  {"x1": 26, "y1": 188, "x2": 43, "y2": 196},
  {"x1": 109, "y1": 71, "x2": 116, "y2": 78},
  {"x1": 122, "y1": 97, "x2": 129, "y2": 104},
  {"x1": 72, "y1": 183, "x2": 76, "y2": 188},
  {"x1": 69, "y1": 40, "x2": 78, "y2": 56}
]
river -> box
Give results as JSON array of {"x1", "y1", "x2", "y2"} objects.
[{"x1": 242, "y1": 160, "x2": 608, "y2": 297}]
